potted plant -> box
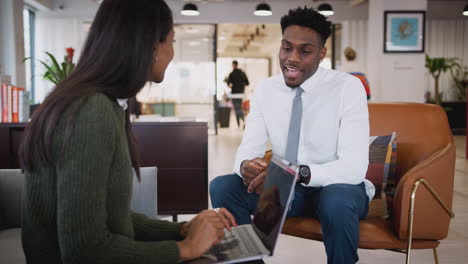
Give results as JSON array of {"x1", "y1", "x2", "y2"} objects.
[
  {"x1": 425, "y1": 54, "x2": 461, "y2": 105},
  {"x1": 443, "y1": 65, "x2": 468, "y2": 134},
  {"x1": 25, "y1": 47, "x2": 76, "y2": 85},
  {"x1": 452, "y1": 66, "x2": 468, "y2": 101}
]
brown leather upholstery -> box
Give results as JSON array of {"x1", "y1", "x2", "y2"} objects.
[{"x1": 280, "y1": 103, "x2": 455, "y2": 250}]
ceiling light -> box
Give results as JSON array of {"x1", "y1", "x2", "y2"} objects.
[
  {"x1": 181, "y1": 3, "x2": 200, "y2": 16},
  {"x1": 318, "y1": 3, "x2": 334, "y2": 17},
  {"x1": 464, "y1": 4, "x2": 468, "y2": 16},
  {"x1": 254, "y1": 3, "x2": 272, "y2": 16}
]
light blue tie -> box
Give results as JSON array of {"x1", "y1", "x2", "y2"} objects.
[{"x1": 285, "y1": 87, "x2": 303, "y2": 164}]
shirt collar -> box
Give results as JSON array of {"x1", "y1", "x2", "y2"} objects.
[
  {"x1": 299, "y1": 66, "x2": 325, "y2": 93},
  {"x1": 282, "y1": 66, "x2": 325, "y2": 94},
  {"x1": 116, "y1": 98, "x2": 128, "y2": 110}
]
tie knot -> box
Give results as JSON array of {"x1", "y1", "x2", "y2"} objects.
[{"x1": 296, "y1": 87, "x2": 304, "y2": 97}]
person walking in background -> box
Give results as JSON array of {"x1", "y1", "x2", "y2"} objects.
[
  {"x1": 227, "y1": 60, "x2": 249, "y2": 128},
  {"x1": 341, "y1": 47, "x2": 371, "y2": 100},
  {"x1": 19, "y1": 1, "x2": 235, "y2": 263}
]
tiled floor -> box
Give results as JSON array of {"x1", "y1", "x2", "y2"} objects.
[{"x1": 182, "y1": 120, "x2": 467, "y2": 264}]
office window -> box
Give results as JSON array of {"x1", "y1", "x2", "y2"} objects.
[{"x1": 23, "y1": 7, "x2": 35, "y2": 102}]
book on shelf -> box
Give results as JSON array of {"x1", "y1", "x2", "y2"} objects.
[{"x1": 0, "y1": 84, "x2": 30, "y2": 123}]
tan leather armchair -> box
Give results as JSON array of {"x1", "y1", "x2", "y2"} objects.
[{"x1": 280, "y1": 103, "x2": 456, "y2": 263}]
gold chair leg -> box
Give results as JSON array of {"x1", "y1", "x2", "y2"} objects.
[
  {"x1": 406, "y1": 179, "x2": 455, "y2": 264},
  {"x1": 406, "y1": 182, "x2": 417, "y2": 264},
  {"x1": 405, "y1": 248, "x2": 411, "y2": 264},
  {"x1": 433, "y1": 248, "x2": 439, "y2": 264}
]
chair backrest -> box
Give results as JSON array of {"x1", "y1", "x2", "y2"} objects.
[
  {"x1": 369, "y1": 103, "x2": 455, "y2": 240},
  {"x1": 131, "y1": 167, "x2": 158, "y2": 219},
  {"x1": 368, "y1": 103, "x2": 453, "y2": 181},
  {"x1": 0, "y1": 169, "x2": 24, "y2": 230}
]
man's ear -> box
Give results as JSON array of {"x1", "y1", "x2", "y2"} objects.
[{"x1": 319, "y1": 47, "x2": 327, "y2": 62}]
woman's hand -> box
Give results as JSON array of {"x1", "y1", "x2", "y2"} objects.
[
  {"x1": 213, "y1": 207, "x2": 237, "y2": 231},
  {"x1": 177, "y1": 208, "x2": 236, "y2": 261}
]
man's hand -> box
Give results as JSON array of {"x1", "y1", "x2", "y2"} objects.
[
  {"x1": 247, "y1": 170, "x2": 266, "y2": 194},
  {"x1": 240, "y1": 157, "x2": 268, "y2": 192}
]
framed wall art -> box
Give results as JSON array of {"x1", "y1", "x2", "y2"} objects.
[{"x1": 384, "y1": 11, "x2": 425, "y2": 53}]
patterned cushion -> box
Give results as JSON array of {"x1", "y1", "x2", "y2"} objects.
[
  {"x1": 366, "y1": 132, "x2": 397, "y2": 218},
  {"x1": 384, "y1": 139, "x2": 398, "y2": 218}
]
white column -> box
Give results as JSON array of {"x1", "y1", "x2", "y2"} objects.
[
  {"x1": 0, "y1": 0, "x2": 26, "y2": 87},
  {"x1": 367, "y1": 0, "x2": 427, "y2": 102}
]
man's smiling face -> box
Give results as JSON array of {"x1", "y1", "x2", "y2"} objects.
[{"x1": 279, "y1": 25, "x2": 327, "y2": 88}]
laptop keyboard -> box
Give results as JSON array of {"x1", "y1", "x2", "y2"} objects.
[
  {"x1": 236, "y1": 226, "x2": 262, "y2": 254},
  {"x1": 206, "y1": 227, "x2": 264, "y2": 261}
]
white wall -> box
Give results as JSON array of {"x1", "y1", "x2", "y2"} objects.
[
  {"x1": 339, "y1": 20, "x2": 368, "y2": 74},
  {"x1": 0, "y1": 0, "x2": 26, "y2": 87},
  {"x1": 367, "y1": 0, "x2": 428, "y2": 103}
]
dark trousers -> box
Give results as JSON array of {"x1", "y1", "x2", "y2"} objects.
[
  {"x1": 209, "y1": 174, "x2": 369, "y2": 264},
  {"x1": 231, "y1": 98, "x2": 244, "y2": 127}
]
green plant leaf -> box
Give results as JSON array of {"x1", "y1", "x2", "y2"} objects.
[
  {"x1": 39, "y1": 60, "x2": 60, "y2": 84},
  {"x1": 61, "y1": 62, "x2": 68, "y2": 78},
  {"x1": 66, "y1": 63, "x2": 75, "y2": 76},
  {"x1": 22, "y1": 57, "x2": 32, "y2": 63},
  {"x1": 45, "y1": 52, "x2": 65, "y2": 80}
]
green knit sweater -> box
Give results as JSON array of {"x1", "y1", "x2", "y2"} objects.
[{"x1": 21, "y1": 93, "x2": 183, "y2": 264}]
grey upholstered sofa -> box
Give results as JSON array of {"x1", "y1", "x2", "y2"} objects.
[
  {"x1": 0, "y1": 167, "x2": 157, "y2": 263},
  {"x1": 0, "y1": 169, "x2": 26, "y2": 264}
]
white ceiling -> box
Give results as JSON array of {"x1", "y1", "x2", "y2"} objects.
[
  {"x1": 42, "y1": 0, "x2": 468, "y2": 21},
  {"x1": 217, "y1": 23, "x2": 282, "y2": 58}
]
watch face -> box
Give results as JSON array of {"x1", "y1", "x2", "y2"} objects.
[{"x1": 300, "y1": 166, "x2": 310, "y2": 177}]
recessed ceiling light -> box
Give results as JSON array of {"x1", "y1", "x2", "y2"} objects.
[
  {"x1": 181, "y1": 3, "x2": 200, "y2": 16},
  {"x1": 318, "y1": 3, "x2": 334, "y2": 17},
  {"x1": 254, "y1": 3, "x2": 272, "y2": 16}
]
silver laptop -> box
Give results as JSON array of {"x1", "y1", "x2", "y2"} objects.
[{"x1": 191, "y1": 155, "x2": 298, "y2": 264}]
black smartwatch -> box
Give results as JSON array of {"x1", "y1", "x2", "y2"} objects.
[{"x1": 298, "y1": 165, "x2": 311, "y2": 184}]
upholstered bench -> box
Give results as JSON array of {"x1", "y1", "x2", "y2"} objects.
[
  {"x1": 0, "y1": 169, "x2": 26, "y2": 264},
  {"x1": 0, "y1": 167, "x2": 158, "y2": 263}
]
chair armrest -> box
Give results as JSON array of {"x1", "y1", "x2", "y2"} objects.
[{"x1": 392, "y1": 143, "x2": 456, "y2": 240}]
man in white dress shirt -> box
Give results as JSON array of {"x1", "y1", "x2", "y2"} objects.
[{"x1": 210, "y1": 7, "x2": 372, "y2": 264}]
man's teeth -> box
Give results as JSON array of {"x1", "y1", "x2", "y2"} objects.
[{"x1": 286, "y1": 67, "x2": 298, "y2": 72}]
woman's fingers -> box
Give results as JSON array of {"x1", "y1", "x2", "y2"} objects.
[{"x1": 213, "y1": 208, "x2": 237, "y2": 230}]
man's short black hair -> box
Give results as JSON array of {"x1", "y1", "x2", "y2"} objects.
[
  {"x1": 232, "y1": 60, "x2": 238, "y2": 66},
  {"x1": 280, "y1": 6, "x2": 332, "y2": 46}
]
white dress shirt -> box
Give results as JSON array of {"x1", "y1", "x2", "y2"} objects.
[
  {"x1": 116, "y1": 98, "x2": 128, "y2": 110},
  {"x1": 234, "y1": 67, "x2": 375, "y2": 201}
]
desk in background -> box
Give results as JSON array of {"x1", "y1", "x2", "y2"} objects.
[{"x1": 0, "y1": 122, "x2": 208, "y2": 221}]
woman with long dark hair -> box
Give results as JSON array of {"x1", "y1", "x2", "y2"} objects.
[{"x1": 19, "y1": 0, "x2": 235, "y2": 263}]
